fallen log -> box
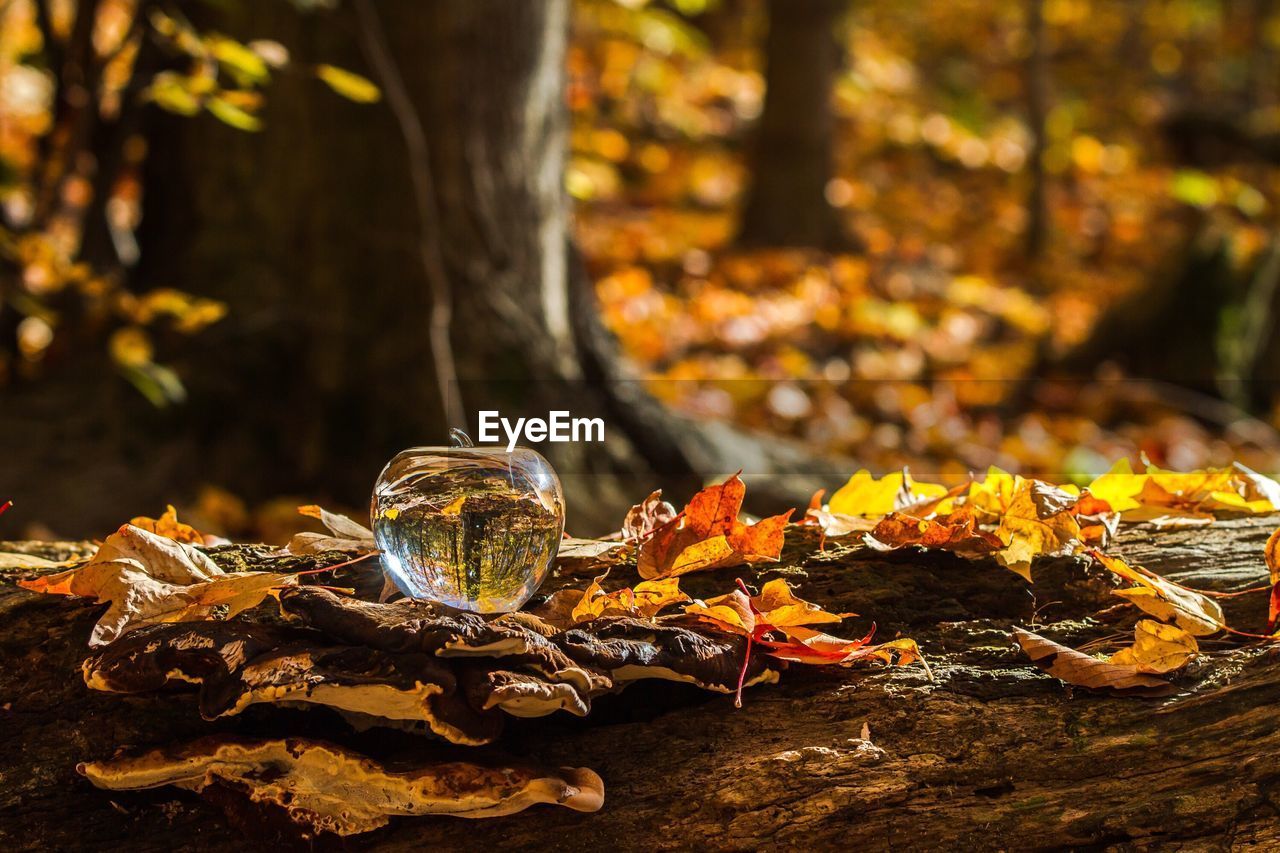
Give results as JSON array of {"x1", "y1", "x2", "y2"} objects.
[{"x1": 1, "y1": 515, "x2": 1278, "y2": 850}]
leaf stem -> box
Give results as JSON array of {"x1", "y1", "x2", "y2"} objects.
[{"x1": 293, "y1": 551, "x2": 381, "y2": 577}]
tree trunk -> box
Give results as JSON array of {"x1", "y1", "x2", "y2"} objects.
[
  {"x1": 1023, "y1": 0, "x2": 1050, "y2": 265},
  {"x1": 4, "y1": 514, "x2": 1280, "y2": 849},
  {"x1": 133, "y1": 2, "x2": 438, "y2": 507},
  {"x1": 130, "y1": 0, "x2": 847, "y2": 530},
  {"x1": 736, "y1": 0, "x2": 853, "y2": 251}
]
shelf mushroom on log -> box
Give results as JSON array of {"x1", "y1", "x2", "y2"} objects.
[
  {"x1": 81, "y1": 587, "x2": 783, "y2": 745},
  {"x1": 79, "y1": 736, "x2": 604, "y2": 836}
]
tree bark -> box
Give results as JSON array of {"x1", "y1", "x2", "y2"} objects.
[
  {"x1": 133, "y1": 2, "x2": 439, "y2": 506},
  {"x1": 736, "y1": 0, "x2": 853, "y2": 251},
  {"x1": 3, "y1": 514, "x2": 1280, "y2": 849},
  {"x1": 1023, "y1": 0, "x2": 1050, "y2": 265}
]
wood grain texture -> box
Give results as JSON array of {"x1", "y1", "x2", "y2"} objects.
[{"x1": 2, "y1": 517, "x2": 1279, "y2": 851}]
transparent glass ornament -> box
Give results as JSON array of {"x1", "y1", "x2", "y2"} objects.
[{"x1": 371, "y1": 432, "x2": 564, "y2": 612}]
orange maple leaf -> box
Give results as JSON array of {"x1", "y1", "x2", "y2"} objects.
[
  {"x1": 637, "y1": 474, "x2": 792, "y2": 580},
  {"x1": 866, "y1": 506, "x2": 1004, "y2": 558},
  {"x1": 684, "y1": 577, "x2": 923, "y2": 705}
]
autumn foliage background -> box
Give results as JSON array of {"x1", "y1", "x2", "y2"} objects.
[{"x1": 3, "y1": 0, "x2": 1280, "y2": 539}]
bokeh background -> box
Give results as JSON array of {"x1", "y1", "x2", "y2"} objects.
[{"x1": 3, "y1": 0, "x2": 1280, "y2": 538}]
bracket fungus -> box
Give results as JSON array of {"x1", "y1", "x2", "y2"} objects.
[
  {"x1": 555, "y1": 615, "x2": 782, "y2": 693},
  {"x1": 78, "y1": 736, "x2": 603, "y2": 837},
  {"x1": 84, "y1": 622, "x2": 517, "y2": 745},
  {"x1": 82, "y1": 587, "x2": 786, "y2": 747}
]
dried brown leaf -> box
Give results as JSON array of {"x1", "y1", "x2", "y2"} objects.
[
  {"x1": 621, "y1": 489, "x2": 677, "y2": 541},
  {"x1": 1013, "y1": 627, "x2": 1175, "y2": 696},
  {"x1": 19, "y1": 524, "x2": 295, "y2": 646},
  {"x1": 287, "y1": 504, "x2": 376, "y2": 554},
  {"x1": 554, "y1": 537, "x2": 630, "y2": 576}
]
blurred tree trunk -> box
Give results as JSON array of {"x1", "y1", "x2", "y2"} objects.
[
  {"x1": 133, "y1": 0, "x2": 703, "y2": 528},
  {"x1": 377, "y1": 1, "x2": 578, "y2": 396},
  {"x1": 1024, "y1": 0, "x2": 1050, "y2": 265},
  {"x1": 135, "y1": 2, "x2": 437, "y2": 508},
  {"x1": 736, "y1": 0, "x2": 853, "y2": 251},
  {"x1": 129, "y1": 0, "x2": 844, "y2": 531},
  {"x1": 1249, "y1": 0, "x2": 1277, "y2": 110}
]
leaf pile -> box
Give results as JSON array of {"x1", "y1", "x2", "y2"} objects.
[{"x1": 835, "y1": 467, "x2": 1118, "y2": 581}]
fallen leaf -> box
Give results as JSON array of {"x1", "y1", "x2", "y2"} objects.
[
  {"x1": 802, "y1": 487, "x2": 877, "y2": 542},
  {"x1": 682, "y1": 578, "x2": 845, "y2": 635},
  {"x1": 1013, "y1": 627, "x2": 1175, "y2": 697},
  {"x1": 755, "y1": 623, "x2": 875, "y2": 663},
  {"x1": 287, "y1": 504, "x2": 376, "y2": 554},
  {"x1": 19, "y1": 524, "x2": 296, "y2": 646},
  {"x1": 0, "y1": 552, "x2": 66, "y2": 570},
  {"x1": 683, "y1": 577, "x2": 923, "y2": 705},
  {"x1": 964, "y1": 466, "x2": 1021, "y2": 519},
  {"x1": 299, "y1": 504, "x2": 374, "y2": 540},
  {"x1": 637, "y1": 474, "x2": 791, "y2": 579},
  {"x1": 683, "y1": 588, "x2": 756, "y2": 635},
  {"x1": 758, "y1": 628, "x2": 926, "y2": 674},
  {"x1": 1087, "y1": 459, "x2": 1280, "y2": 520},
  {"x1": 555, "y1": 537, "x2": 631, "y2": 576},
  {"x1": 1266, "y1": 526, "x2": 1280, "y2": 633},
  {"x1": 128, "y1": 505, "x2": 205, "y2": 544},
  {"x1": 750, "y1": 578, "x2": 849, "y2": 627},
  {"x1": 1090, "y1": 550, "x2": 1224, "y2": 637},
  {"x1": 994, "y1": 480, "x2": 1115, "y2": 581},
  {"x1": 1109, "y1": 619, "x2": 1198, "y2": 674},
  {"x1": 621, "y1": 490, "x2": 677, "y2": 541},
  {"x1": 571, "y1": 573, "x2": 689, "y2": 623},
  {"x1": 827, "y1": 468, "x2": 946, "y2": 518},
  {"x1": 865, "y1": 506, "x2": 1004, "y2": 558}
]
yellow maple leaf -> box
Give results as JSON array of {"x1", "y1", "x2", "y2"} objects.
[
  {"x1": 827, "y1": 469, "x2": 946, "y2": 518},
  {"x1": 684, "y1": 578, "x2": 847, "y2": 635},
  {"x1": 750, "y1": 578, "x2": 849, "y2": 626},
  {"x1": 1109, "y1": 619, "x2": 1198, "y2": 674},
  {"x1": 1087, "y1": 459, "x2": 1280, "y2": 520},
  {"x1": 1091, "y1": 550, "x2": 1224, "y2": 636},
  {"x1": 1086, "y1": 458, "x2": 1144, "y2": 513},
  {"x1": 993, "y1": 480, "x2": 1090, "y2": 581},
  {"x1": 570, "y1": 574, "x2": 689, "y2": 623}
]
